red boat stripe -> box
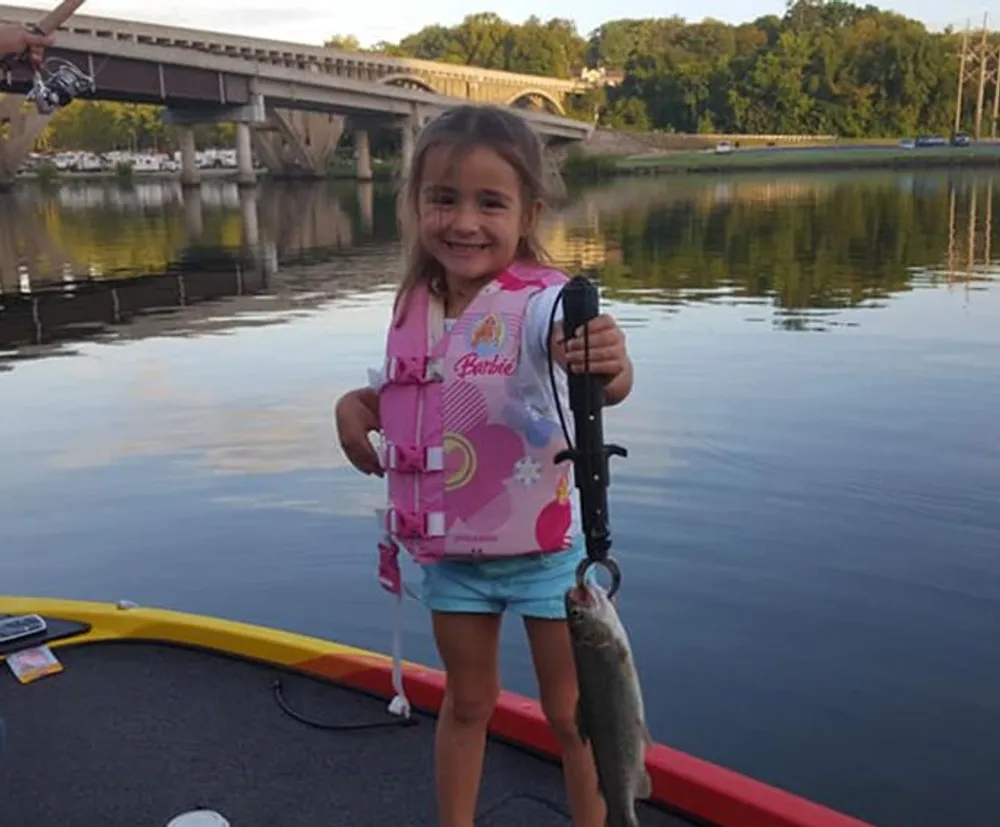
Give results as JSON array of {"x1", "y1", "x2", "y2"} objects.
[{"x1": 294, "y1": 653, "x2": 874, "y2": 827}]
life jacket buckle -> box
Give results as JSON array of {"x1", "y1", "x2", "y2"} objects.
[
  {"x1": 394, "y1": 509, "x2": 426, "y2": 539},
  {"x1": 386, "y1": 508, "x2": 445, "y2": 540},
  {"x1": 388, "y1": 356, "x2": 443, "y2": 385},
  {"x1": 387, "y1": 443, "x2": 444, "y2": 472}
]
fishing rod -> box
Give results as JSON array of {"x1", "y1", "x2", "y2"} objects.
[
  {"x1": 550, "y1": 275, "x2": 628, "y2": 598},
  {"x1": 33, "y1": 0, "x2": 89, "y2": 35},
  {"x1": 1, "y1": 0, "x2": 96, "y2": 114}
]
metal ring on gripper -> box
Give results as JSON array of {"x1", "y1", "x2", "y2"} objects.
[{"x1": 574, "y1": 555, "x2": 621, "y2": 600}]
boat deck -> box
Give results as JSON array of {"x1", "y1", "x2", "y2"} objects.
[{"x1": 0, "y1": 640, "x2": 701, "y2": 827}]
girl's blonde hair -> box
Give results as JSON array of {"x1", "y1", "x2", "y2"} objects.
[{"x1": 393, "y1": 104, "x2": 553, "y2": 321}]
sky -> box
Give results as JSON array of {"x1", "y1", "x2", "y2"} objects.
[{"x1": 7, "y1": 0, "x2": 994, "y2": 49}]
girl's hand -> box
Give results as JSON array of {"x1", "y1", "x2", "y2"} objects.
[
  {"x1": 562, "y1": 314, "x2": 628, "y2": 377},
  {"x1": 550, "y1": 314, "x2": 634, "y2": 405},
  {"x1": 335, "y1": 387, "x2": 383, "y2": 477}
]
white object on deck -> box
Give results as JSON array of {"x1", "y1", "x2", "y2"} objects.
[{"x1": 166, "y1": 810, "x2": 231, "y2": 827}]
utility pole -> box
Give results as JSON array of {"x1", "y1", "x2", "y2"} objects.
[
  {"x1": 955, "y1": 22, "x2": 972, "y2": 135},
  {"x1": 974, "y1": 14, "x2": 989, "y2": 139},
  {"x1": 992, "y1": 39, "x2": 1000, "y2": 138},
  {"x1": 954, "y1": 17, "x2": 992, "y2": 137}
]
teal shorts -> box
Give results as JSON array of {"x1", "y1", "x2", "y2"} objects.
[{"x1": 419, "y1": 537, "x2": 587, "y2": 620}]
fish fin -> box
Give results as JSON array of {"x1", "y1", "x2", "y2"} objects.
[
  {"x1": 636, "y1": 767, "x2": 653, "y2": 800},
  {"x1": 575, "y1": 700, "x2": 590, "y2": 745}
]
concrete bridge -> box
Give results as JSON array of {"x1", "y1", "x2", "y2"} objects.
[{"x1": 0, "y1": 5, "x2": 595, "y2": 186}]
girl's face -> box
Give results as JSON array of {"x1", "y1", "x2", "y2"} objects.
[{"x1": 417, "y1": 144, "x2": 538, "y2": 293}]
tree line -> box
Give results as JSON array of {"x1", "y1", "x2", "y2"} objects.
[
  {"x1": 30, "y1": 102, "x2": 233, "y2": 155},
  {"x1": 334, "y1": 0, "x2": 992, "y2": 138},
  {"x1": 21, "y1": 0, "x2": 996, "y2": 153}
]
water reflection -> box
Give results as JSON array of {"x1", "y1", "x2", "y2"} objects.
[
  {"x1": 945, "y1": 179, "x2": 994, "y2": 278},
  {"x1": 1, "y1": 170, "x2": 998, "y2": 369},
  {"x1": 560, "y1": 173, "x2": 998, "y2": 331}
]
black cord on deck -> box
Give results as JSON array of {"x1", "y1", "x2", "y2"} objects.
[
  {"x1": 271, "y1": 678, "x2": 573, "y2": 824},
  {"x1": 271, "y1": 678, "x2": 418, "y2": 731},
  {"x1": 476, "y1": 792, "x2": 571, "y2": 824}
]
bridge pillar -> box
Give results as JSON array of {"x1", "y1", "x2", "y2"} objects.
[
  {"x1": 163, "y1": 99, "x2": 266, "y2": 185},
  {"x1": 239, "y1": 187, "x2": 260, "y2": 248},
  {"x1": 355, "y1": 129, "x2": 372, "y2": 182},
  {"x1": 235, "y1": 122, "x2": 256, "y2": 186},
  {"x1": 358, "y1": 182, "x2": 374, "y2": 234},
  {"x1": 179, "y1": 127, "x2": 201, "y2": 188},
  {"x1": 0, "y1": 95, "x2": 50, "y2": 190},
  {"x1": 400, "y1": 118, "x2": 417, "y2": 177},
  {"x1": 253, "y1": 110, "x2": 345, "y2": 179},
  {"x1": 542, "y1": 139, "x2": 568, "y2": 199},
  {"x1": 183, "y1": 189, "x2": 204, "y2": 240}
]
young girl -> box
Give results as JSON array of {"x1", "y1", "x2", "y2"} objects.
[{"x1": 335, "y1": 104, "x2": 634, "y2": 827}]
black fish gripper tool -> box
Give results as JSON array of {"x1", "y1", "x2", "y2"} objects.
[{"x1": 553, "y1": 275, "x2": 627, "y2": 599}]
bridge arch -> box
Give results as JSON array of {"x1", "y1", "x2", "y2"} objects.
[
  {"x1": 380, "y1": 73, "x2": 437, "y2": 94},
  {"x1": 505, "y1": 88, "x2": 565, "y2": 116}
]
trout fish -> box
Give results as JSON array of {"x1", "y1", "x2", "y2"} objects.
[{"x1": 566, "y1": 582, "x2": 653, "y2": 827}]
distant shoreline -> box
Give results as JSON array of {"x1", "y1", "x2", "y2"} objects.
[
  {"x1": 11, "y1": 167, "x2": 237, "y2": 185},
  {"x1": 600, "y1": 143, "x2": 1000, "y2": 177},
  {"x1": 9, "y1": 162, "x2": 395, "y2": 186},
  {"x1": 10, "y1": 143, "x2": 1000, "y2": 187}
]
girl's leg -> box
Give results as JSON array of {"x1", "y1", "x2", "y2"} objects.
[
  {"x1": 432, "y1": 610, "x2": 503, "y2": 827},
  {"x1": 524, "y1": 616, "x2": 606, "y2": 827}
]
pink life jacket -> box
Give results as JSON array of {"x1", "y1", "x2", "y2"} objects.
[
  {"x1": 372, "y1": 262, "x2": 575, "y2": 720},
  {"x1": 375, "y1": 261, "x2": 575, "y2": 589}
]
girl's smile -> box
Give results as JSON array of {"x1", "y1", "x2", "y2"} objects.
[{"x1": 418, "y1": 145, "x2": 538, "y2": 293}]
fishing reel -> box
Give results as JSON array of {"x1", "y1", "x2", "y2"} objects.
[{"x1": 25, "y1": 57, "x2": 95, "y2": 114}]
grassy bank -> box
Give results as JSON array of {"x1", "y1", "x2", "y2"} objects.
[
  {"x1": 325, "y1": 157, "x2": 400, "y2": 180},
  {"x1": 13, "y1": 141, "x2": 997, "y2": 190},
  {"x1": 607, "y1": 143, "x2": 1000, "y2": 176},
  {"x1": 14, "y1": 166, "x2": 238, "y2": 184},
  {"x1": 10, "y1": 156, "x2": 399, "y2": 186}
]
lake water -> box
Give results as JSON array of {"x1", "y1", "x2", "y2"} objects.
[{"x1": 1, "y1": 170, "x2": 998, "y2": 827}]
